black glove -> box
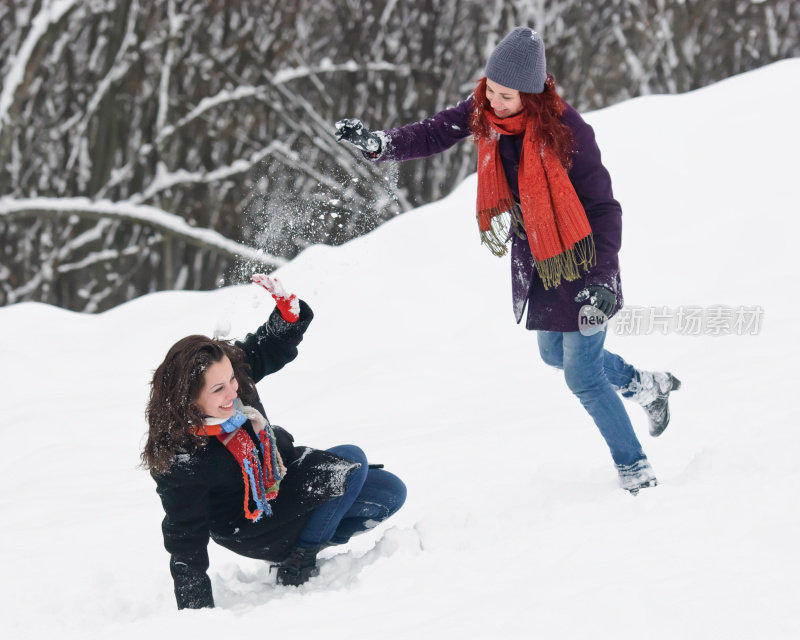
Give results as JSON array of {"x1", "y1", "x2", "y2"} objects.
[
  {"x1": 575, "y1": 285, "x2": 616, "y2": 317},
  {"x1": 267, "y1": 299, "x2": 314, "y2": 340},
  {"x1": 334, "y1": 118, "x2": 382, "y2": 154}
]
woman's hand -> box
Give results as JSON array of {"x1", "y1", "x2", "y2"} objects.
[
  {"x1": 252, "y1": 273, "x2": 299, "y2": 323},
  {"x1": 575, "y1": 285, "x2": 616, "y2": 317},
  {"x1": 334, "y1": 118, "x2": 382, "y2": 154}
]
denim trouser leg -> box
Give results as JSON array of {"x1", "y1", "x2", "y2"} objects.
[
  {"x1": 537, "y1": 329, "x2": 645, "y2": 467},
  {"x1": 297, "y1": 445, "x2": 406, "y2": 547},
  {"x1": 328, "y1": 467, "x2": 407, "y2": 545},
  {"x1": 601, "y1": 347, "x2": 638, "y2": 392}
]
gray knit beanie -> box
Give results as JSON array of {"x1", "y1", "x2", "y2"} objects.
[{"x1": 485, "y1": 27, "x2": 547, "y2": 94}]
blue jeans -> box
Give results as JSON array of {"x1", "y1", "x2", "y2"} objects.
[
  {"x1": 537, "y1": 328, "x2": 645, "y2": 467},
  {"x1": 297, "y1": 445, "x2": 407, "y2": 548}
]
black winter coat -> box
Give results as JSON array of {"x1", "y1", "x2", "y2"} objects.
[{"x1": 152, "y1": 302, "x2": 358, "y2": 609}]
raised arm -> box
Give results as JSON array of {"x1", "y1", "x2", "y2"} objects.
[{"x1": 235, "y1": 299, "x2": 314, "y2": 384}]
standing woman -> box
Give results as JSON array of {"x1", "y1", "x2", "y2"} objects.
[
  {"x1": 142, "y1": 277, "x2": 406, "y2": 608},
  {"x1": 335, "y1": 27, "x2": 680, "y2": 494}
]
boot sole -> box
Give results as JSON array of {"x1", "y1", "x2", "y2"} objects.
[{"x1": 626, "y1": 478, "x2": 658, "y2": 495}]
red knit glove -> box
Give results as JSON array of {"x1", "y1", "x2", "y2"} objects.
[{"x1": 252, "y1": 273, "x2": 300, "y2": 323}]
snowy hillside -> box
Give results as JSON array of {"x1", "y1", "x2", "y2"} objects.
[{"x1": 1, "y1": 60, "x2": 798, "y2": 639}]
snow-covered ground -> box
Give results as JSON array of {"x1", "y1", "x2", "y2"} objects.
[{"x1": 2, "y1": 59, "x2": 798, "y2": 639}]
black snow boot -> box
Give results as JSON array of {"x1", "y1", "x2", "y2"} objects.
[
  {"x1": 627, "y1": 371, "x2": 682, "y2": 437},
  {"x1": 273, "y1": 545, "x2": 321, "y2": 587}
]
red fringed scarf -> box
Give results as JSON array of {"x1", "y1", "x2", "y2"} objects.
[
  {"x1": 191, "y1": 407, "x2": 284, "y2": 522},
  {"x1": 476, "y1": 109, "x2": 596, "y2": 289}
]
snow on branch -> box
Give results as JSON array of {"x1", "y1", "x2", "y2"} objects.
[
  {"x1": 155, "y1": 86, "x2": 269, "y2": 145},
  {"x1": 151, "y1": 61, "x2": 433, "y2": 148},
  {"x1": 63, "y1": 5, "x2": 140, "y2": 172},
  {"x1": 270, "y1": 60, "x2": 428, "y2": 85},
  {"x1": 0, "y1": 0, "x2": 80, "y2": 138},
  {"x1": 131, "y1": 141, "x2": 288, "y2": 203},
  {"x1": 0, "y1": 197, "x2": 286, "y2": 268},
  {"x1": 57, "y1": 245, "x2": 143, "y2": 275}
]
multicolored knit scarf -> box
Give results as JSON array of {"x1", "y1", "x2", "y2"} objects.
[
  {"x1": 476, "y1": 109, "x2": 596, "y2": 289},
  {"x1": 191, "y1": 403, "x2": 284, "y2": 522}
]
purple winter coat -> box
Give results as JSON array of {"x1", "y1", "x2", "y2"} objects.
[{"x1": 374, "y1": 96, "x2": 624, "y2": 332}]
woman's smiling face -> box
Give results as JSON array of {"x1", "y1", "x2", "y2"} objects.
[
  {"x1": 486, "y1": 79, "x2": 523, "y2": 118},
  {"x1": 194, "y1": 355, "x2": 239, "y2": 419}
]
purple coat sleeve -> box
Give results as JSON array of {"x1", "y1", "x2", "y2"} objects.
[
  {"x1": 562, "y1": 104, "x2": 623, "y2": 295},
  {"x1": 375, "y1": 97, "x2": 474, "y2": 161}
]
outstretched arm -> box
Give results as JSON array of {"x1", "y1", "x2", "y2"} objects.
[
  {"x1": 335, "y1": 96, "x2": 474, "y2": 162},
  {"x1": 236, "y1": 275, "x2": 315, "y2": 383}
]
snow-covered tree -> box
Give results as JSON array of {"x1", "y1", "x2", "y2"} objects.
[{"x1": 1, "y1": 0, "x2": 796, "y2": 311}]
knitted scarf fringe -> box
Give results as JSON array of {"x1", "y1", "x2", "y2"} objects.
[
  {"x1": 534, "y1": 234, "x2": 596, "y2": 289},
  {"x1": 479, "y1": 203, "x2": 596, "y2": 288},
  {"x1": 239, "y1": 428, "x2": 281, "y2": 522},
  {"x1": 477, "y1": 199, "x2": 528, "y2": 257}
]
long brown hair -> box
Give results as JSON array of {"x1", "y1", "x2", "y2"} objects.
[
  {"x1": 470, "y1": 73, "x2": 576, "y2": 169},
  {"x1": 142, "y1": 335, "x2": 258, "y2": 474}
]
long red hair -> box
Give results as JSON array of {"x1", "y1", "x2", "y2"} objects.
[{"x1": 470, "y1": 74, "x2": 576, "y2": 170}]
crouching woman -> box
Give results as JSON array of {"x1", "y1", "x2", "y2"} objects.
[{"x1": 142, "y1": 283, "x2": 406, "y2": 609}]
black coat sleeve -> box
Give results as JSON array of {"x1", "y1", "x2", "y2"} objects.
[
  {"x1": 235, "y1": 299, "x2": 314, "y2": 384},
  {"x1": 153, "y1": 458, "x2": 214, "y2": 609}
]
